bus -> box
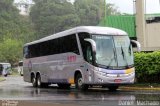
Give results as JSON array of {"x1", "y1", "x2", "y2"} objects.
[
  {"x1": 0, "y1": 63, "x2": 12, "y2": 77},
  {"x1": 23, "y1": 26, "x2": 140, "y2": 91},
  {"x1": 18, "y1": 61, "x2": 23, "y2": 76}
]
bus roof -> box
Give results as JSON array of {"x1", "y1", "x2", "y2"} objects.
[{"x1": 25, "y1": 26, "x2": 127, "y2": 46}]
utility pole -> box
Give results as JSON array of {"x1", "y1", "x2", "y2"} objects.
[{"x1": 135, "y1": 0, "x2": 146, "y2": 50}]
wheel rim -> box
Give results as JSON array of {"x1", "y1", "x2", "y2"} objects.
[
  {"x1": 32, "y1": 77, "x2": 36, "y2": 85},
  {"x1": 37, "y1": 77, "x2": 41, "y2": 86},
  {"x1": 78, "y1": 78, "x2": 83, "y2": 88}
]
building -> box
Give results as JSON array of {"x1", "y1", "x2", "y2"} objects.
[{"x1": 14, "y1": 0, "x2": 35, "y2": 15}]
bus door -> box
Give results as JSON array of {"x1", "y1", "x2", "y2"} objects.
[{"x1": 83, "y1": 42, "x2": 95, "y2": 83}]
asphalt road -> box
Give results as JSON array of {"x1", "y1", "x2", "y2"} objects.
[{"x1": 0, "y1": 76, "x2": 160, "y2": 106}]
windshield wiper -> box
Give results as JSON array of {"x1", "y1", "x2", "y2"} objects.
[
  {"x1": 121, "y1": 46, "x2": 125, "y2": 59},
  {"x1": 106, "y1": 47, "x2": 117, "y2": 68},
  {"x1": 128, "y1": 43, "x2": 132, "y2": 55},
  {"x1": 121, "y1": 45, "x2": 129, "y2": 68}
]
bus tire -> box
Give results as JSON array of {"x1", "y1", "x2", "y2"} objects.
[
  {"x1": 75, "y1": 74, "x2": 88, "y2": 90},
  {"x1": 37, "y1": 74, "x2": 42, "y2": 88},
  {"x1": 108, "y1": 86, "x2": 119, "y2": 91},
  {"x1": 37, "y1": 74, "x2": 48, "y2": 88},
  {"x1": 4, "y1": 74, "x2": 8, "y2": 77},
  {"x1": 20, "y1": 71, "x2": 23, "y2": 76},
  {"x1": 31, "y1": 74, "x2": 37, "y2": 87}
]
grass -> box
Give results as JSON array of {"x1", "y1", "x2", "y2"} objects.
[
  {"x1": 10, "y1": 68, "x2": 19, "y2": 76},
  {"x1": 0, "y1": 77, "x2": 5, "y2": 82},
  {"x1": 11, "y1": 71, "x2": 19, "y2": 76}
]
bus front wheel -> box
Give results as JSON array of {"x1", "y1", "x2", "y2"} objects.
[{"x1": 75, "y1": 74, "x2": 88, "y2": 90}]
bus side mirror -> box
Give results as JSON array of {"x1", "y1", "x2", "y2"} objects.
[
  {"x1": 84, "y1": 38, "x2": 97, "y2": 66},
  {"x1": 131, "y1": 40, "x2": 141, "y2": 52},
  {"x1": 84, "y1": 39, "x2": 96, "y2": 52}
]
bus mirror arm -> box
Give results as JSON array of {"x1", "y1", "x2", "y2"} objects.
[
  {"x1": 131, "y1": 40, "x2": 141, "y2": 52},
  {"x1": 84, "y1": 39, "x2": 96, "y2": 52}
]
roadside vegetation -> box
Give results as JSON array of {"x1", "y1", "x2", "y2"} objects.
[
  {"x1": 0, "y1": 77, "x2": 5, "y2": 82},
  {"x1": 134, "y1": 51, "x2": 160, "y2": 83}
]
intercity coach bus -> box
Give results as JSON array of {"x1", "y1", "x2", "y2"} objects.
[{"x1": 23, "y1": 26, "x2": 140, "y2": 91}]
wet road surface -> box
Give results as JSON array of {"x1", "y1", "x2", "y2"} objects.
[{"x1": 0, "y1": 76, "x2": 160, "y2": 106}]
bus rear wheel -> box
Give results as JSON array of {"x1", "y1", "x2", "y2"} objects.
[
  {"x1": 31, "y1": 75, "x2": 37, "y2": 87},
  {"x1": 75, "y1": 74, "x2": 88, "y2": 90},
  {"x1": 37, "y1": 74, "x2": 48, "y2": 88}
]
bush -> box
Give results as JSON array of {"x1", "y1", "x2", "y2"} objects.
[{"x1": 134, "y1": 51, "x2": 160, "y2": 83}]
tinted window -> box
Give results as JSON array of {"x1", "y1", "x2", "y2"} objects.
[
  {"x1": 23, "y1": 46, "x2": 29, "y2": 58},
  {"x1": 24, "y1": 34, "x2": 79, "y2": 58}
]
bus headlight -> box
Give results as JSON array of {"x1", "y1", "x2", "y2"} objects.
[{"x1": 125, "y1": 68, "x2": 135, "y2": 74}]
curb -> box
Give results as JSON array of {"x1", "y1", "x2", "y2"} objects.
[{"x1": 120, "y1": 86, "x2": 160, "y2": 91}]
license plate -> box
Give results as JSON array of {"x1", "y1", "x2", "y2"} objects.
[{"x1": 114, "y1": 79, "x2": 122, "y2": 83}]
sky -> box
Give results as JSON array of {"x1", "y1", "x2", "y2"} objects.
[{"x1": 107, "y1": 0, "x2": 160, "y2": 14}]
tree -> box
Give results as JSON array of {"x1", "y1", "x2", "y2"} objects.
[
  {"x1": 74, "y1": 0, "x2": 120, "y2": 26},
  {"x1": 30, "y1": 0, "x2": 80, "y2": 38},
  {"x1": 30, "y1": 0, "x2": 120, "y2": 38},
  {"x1": 74, "y1": 0, "x2": 104, "y2": 25},
  {"x1": 0, "y1": 0, "x2": 36, "y2": 64},
  {"x1": 0, "y1": 39, "x2": 22, "y2": 65},
  {"x1": 0, "y1": 0, "x2": 36, "y2": 43}
]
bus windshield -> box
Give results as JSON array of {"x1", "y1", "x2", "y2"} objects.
[{"x1": 92, "y1": 35, "x2": 134, "y2": 69}]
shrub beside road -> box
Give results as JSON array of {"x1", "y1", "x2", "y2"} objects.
[{"x1": 134, "y1": 51, "x2": 160, "y2": 83}]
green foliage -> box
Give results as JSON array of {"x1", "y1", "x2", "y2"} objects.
[
  {"x1": 30, "y1": 0, "x2": 120, "y2": 38},
  {"x1": 0, "y1": 0, "x2": 35, "y2": 42},
  {"x1": 74, "y1": 0, "x2": 120, "y2": 26},
  {"x1": 134, "y1": 51, "x2": 160, "y2": 82},
  {"x1": 0, "y1": 0, "x2": 36, "y2": 65},
  {"x1": 0, "y1": 39, "x2": 22, "y2": 65},
  {"x1": 30, "y1": 0, "x2": 79, "y2": 38},
  {"x1": 74, "y1": 0, "x2": 101, "y2": 25}
]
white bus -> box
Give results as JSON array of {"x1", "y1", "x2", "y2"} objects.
[
  {"x1": 23, "y1": 26, "x2": 140, "y2": 90},
  {"x1": 0, "y1": 63, "x2": 12, "y2": 77}
]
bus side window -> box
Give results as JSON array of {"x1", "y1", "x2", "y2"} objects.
[{"x1": 24, "y1": 46, "x2": 29, "y2": 58}]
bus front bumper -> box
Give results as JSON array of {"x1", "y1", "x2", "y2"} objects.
[{"x1": 93, "y1": 70, "x2": 135, "y2": 85}]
